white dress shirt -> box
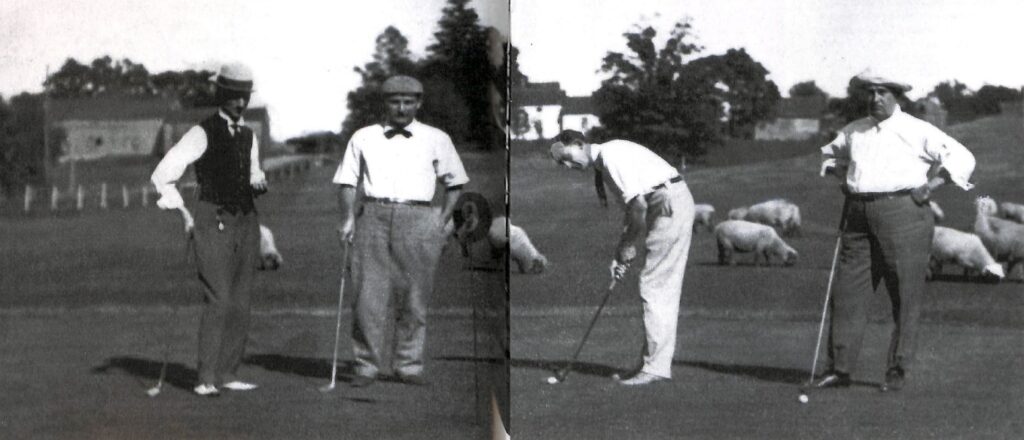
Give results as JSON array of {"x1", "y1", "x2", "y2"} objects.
[
  {"x1": 820, "y1": 106, "x2": 975, "y2": 193},
  {"x1": 332, "y1": 120, "x2": 469, "y2": 201},
  {"x1": 150, "y1": 111, "x2": 266, "y2": 210},
  {"x1": 591, "y1": 140, "x2": 680, "y2": 204}
]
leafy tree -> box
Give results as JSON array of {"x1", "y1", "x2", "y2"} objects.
[
  {"x1": 340, "y1": 26, "x2": 418, "y2": 143},
  {"x1": 789, "y1": 80, "x2": 828, "y2": 99},
  {"x1": 686, "y1": 48, "x2": 780, "y2": 138},
  {"x1": 149, "y1": 69, "x2": 217, "y2": 107},
  {"x1": 594, "y1": 19, "x2": 779, "y2": 162},
  {"x1": 974, "y1": 84, "x2": 1021, "y2": 115}
]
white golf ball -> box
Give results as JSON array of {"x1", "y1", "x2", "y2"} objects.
[
  {"x1": 546, "y1": 376, "x2": 559, "y2": 385},
  {"x1": 798, "y1": 393, "x2": 809, "y2": 403}
]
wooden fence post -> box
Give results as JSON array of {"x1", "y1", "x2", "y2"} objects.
[
  {"x1": 51, "y1": 186, "x2": 60, "y2": 211},
  {"x1": 100, "y1": 183, "x2": 108, "y2": 209}
]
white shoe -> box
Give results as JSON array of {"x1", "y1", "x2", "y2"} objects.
[
  {"x1": 617, "y1": 372, "x2": 668, "y2": 386},
  {"x1": 193, "y1": 384, "x2": 220, "y2": 396},
  {"x1": 221, "y1": 381, "x2": 259, "y2": 391}
]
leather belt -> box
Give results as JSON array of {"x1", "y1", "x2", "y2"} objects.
[
  {"x1": 362, "y1": 196, "x2": 432, "y2": 207},
  {"x1": 844, "y1": 189, "x2": 913, "y2": 201},
  {"x1": 650, "y1": 176, "x2": 683, "y2": 192}
]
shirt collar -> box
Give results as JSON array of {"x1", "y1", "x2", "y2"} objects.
[
  {"x1": 218, "y1": 110, "x2": 245, "y2": 126},
  {"x1": 588, "y1": 142, "x2": 602, "y2": 167},
  {"x1": 383, "y1": 119, "x2": 419, "y2": 132}
]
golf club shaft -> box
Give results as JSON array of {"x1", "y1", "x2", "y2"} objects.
[
  {"x1": 807, "y1": 200, "x2": 849, "y2": 383},
  {"x1": 563, "y1": 279, "x2": 618, "y2": 375},
  {"x1": 327, "y1": 242, "x2": 351, "y2": 387}
]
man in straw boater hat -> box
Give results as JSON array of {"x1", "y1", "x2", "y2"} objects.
[
  {"x1": 151, "y1": 62, "x2": 268, "y2": 397},
  {"x1": 333, "y1": 75, "x2": 469, "y2": 387},
  {"x1": 549, "y1": 130, "x2": 695, "y2": 386},
  {"x1": 816, "y1": 68, "x2": 976, "y2": 392}
]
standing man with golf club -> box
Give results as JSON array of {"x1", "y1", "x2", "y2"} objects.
[
  {"x1": 549, "y1": 130, "x2": 695, "y2": 386},
  {"x1": 334, "y1": 75, "x2": 468, "y2": 388},
  {"x1": 816, "y1": 69, "x2": 976, "y2": 392},
  {"x1": 151, "y1": 62, "x2": 267, "y2": 397}
]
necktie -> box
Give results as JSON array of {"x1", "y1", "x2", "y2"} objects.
[
  {"x1": 230, "y1": 123, "x2": 240, "y2": 137},
  {"x1": 384, "y1": 127, "x2": 413, "y2": 139}
]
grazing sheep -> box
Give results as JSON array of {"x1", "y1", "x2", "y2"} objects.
[
  {"x1": 727, "y1": 207, "x2": 748, "y2": 221},
  {"x1": 258, "y1": 224, "x2": 283, "y2": 271},
  {"x1": 729, "y1": 199, "x2": 802, "y2": 236},
  {"x1": 928, "y1": 200, "x2": 945, "y2": 223},
  {"x1": 998, "y1": 200, "x2": 1024, "y2": 223},
  {"x1": 488, "y1": 216, "x2": 548, "y2": 274},
  {"x1": 928, "y1": 226, "x2": 1004, "y2": 281},
  {"x1": 714, "y1": 220, "x2": 798, "y2": 267},
  {"x1": 693, "y1": 204, "x2": 716, "y2": 233},
  {"x1": 974, "y1": 197, "x2": 1024, "y2": 281}
]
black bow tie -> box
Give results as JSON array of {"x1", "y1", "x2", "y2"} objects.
[{"x1": 384, "y1": 127, "x2": 413, "y2": 139}]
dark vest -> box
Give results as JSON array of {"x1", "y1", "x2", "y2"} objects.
[{"x1": 194, "y1": 114, "x2": 255, "y2": 214}]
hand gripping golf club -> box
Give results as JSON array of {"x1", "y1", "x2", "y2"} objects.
[
  {"x1": 320, "y1": 241, "x2": 351, "y2": 393},
  {"x1": 550, "y1": 278, "x2": 619, "y2": 383},
  {"x1": 147, "y1": 206, "x2": 195, "y2": 397},
  {"x1": 803, "y1": 200, "x2": 849, "y2": 390}
]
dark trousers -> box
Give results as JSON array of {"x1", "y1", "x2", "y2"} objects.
[
  {"x1": 827, "y1": 195, "x2": 934, "y2": 376},
  {"x1": 351, "y1": 203, "x2": 446, "y2": 378},
  {"x1": 192, "y1": 200, "x2": 259, "y2": 385}
]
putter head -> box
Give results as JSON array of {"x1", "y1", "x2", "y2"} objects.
[
  {"x1": 318, "y1": 382, "x2": 337, "y2": 393},
  {"x1": 145, "y1": 386, "x2": 162, "y2": 397}
]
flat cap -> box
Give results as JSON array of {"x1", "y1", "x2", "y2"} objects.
[
  {"x1": 849, "y1": 68, "x2": 912, "y2": 93},
  {"x1": 381, "y1": 75, "x2": 423, "y2": 95}
]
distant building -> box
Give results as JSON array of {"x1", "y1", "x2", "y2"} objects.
[
  {"x1": 915, "y1": 96, "x2": 948, "y2": 128},
  {"x1": 51, "y1": 95, "x2": 271, "y2": 162},
  {"x1": 511, "y1": 82, "x2": 566, "y2": 141},
  {"x1": 559, "y1": 96, "x2": 601, "y2": 135},
  {"x1": 754, "y1": 96, "x2": 828, "y2": 141}
]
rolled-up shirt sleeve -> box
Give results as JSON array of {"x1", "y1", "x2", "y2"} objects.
[
  {"x1": 151, "y1": 126, "x2": 207, "y2": 210},
  {"x1": 332, "y1": 137, "x2": 361, "y2": 186},
  {"x1": 923, "y1": 128, "x2": 975, "y2": 190},
  {"x1": 433, "y1": 134, "x2": 470, "y2": 188},
  {"x1": 819, "y1": 131, "x2": 849, "y2": 177},
  {"x1": 249, "y1": 133, "x2": 266, "y2": 184}
]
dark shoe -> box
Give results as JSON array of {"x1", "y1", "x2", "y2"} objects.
[
  {"x1": 350, "y1": 375, "x2": 376, "y2": 388},
  {"x1": 397, "y1": 374, "x2": 429, "y2": 386},
  {"x1": 813, "y1": 371, "x2": 851, "y2": 388},
  {"x1": 879, "y1": 367, "x2": 905, "y2": 393}
]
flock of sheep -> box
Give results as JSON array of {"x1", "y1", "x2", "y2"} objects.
[
  {"x1": 254, "y1": 195, "x2": 1024, "y2": 285},
  {"x1": 696, "y1": 196, "x2": 1024, "y2": 283}
]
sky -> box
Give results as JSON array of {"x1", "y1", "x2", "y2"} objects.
[
  {"x1": 4, "y1": 1, "x2": 1024, "y2": 141},
  {"x1": 512, "y1": 0, "x2": 1024, "y2": 98},
  {"x1": 0, "y1": 0, "x2": 509, "y2": 141}
]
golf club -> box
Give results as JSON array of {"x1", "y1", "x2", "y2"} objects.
[
  {"x1": 801, "y1": 200, "x2": 849, "y2": 398},
  {"x1": 147, "y1": 206, "x2": 195, "y2": 398},
  {"x1": 320, "y1": 240, "x2": 351, "y2": 393},
  {"x1": 548, "y1": 278, "x2": 619, "y2": 384}
]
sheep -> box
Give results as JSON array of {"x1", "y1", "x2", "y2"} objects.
[
  {"x1": 693, "y1": 204, "x2": 716, "y2": 233},
  {"x1": 488, "y1": 216, "x2": 548, "y2": 274},
  {"x1": 998, "y1": 200, "x2": 1024, "y2": 223},
  {"x1": 729, "y1": 199, "x2": 802, "y2": 236},
  {"x1": 928, "y1": 226, "x2": 1004, "y2": 281},
  {"x1": 714, "y1": 220, "x2": 798, "y2": 267},
  {"x1": 928, "y1": 200, "x2": 945, "y2": 223},
  {"x1": 258, "y1": 224, "x2": 283, "y2": 271},
  {"x1": 973, "y1": 197, "x2": 1024, "y2": 282}
]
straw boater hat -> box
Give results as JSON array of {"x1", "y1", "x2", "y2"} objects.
[
  {"x1": 849, "y1": 68, "x2": 912, "y2": 93},
  {"x1": 210, "y1": 63, "x2": 255, "y2": 93},
  {"x1": 381, "y1": 75, "x2": 423, "y2": 95}
]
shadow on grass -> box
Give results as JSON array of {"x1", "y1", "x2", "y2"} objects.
[
  {"x1": 91, "y1": 356, "x2": 197, "y2": 392},
  {"x1": 510, "y1": 358, "x2": 621, "y2": 378},
  {"x1": 675, "y1": 360, "x2": 879, "y2": 388},
  {"x1": 927, "y1": 273, "x2": 1003, "y2": 284},
  {"x1": 244, "y1": 354, "x2": 353, "y2": 381}
]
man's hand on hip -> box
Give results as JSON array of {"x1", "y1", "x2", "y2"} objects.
[{"x1": 910, "y1": 184, "x2": 931, "y2": 206}]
